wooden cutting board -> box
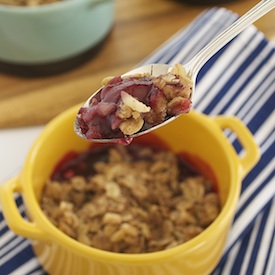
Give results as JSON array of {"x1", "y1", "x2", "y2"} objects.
[{"x1": 0, "y1": 62, "x2": 135, "y2": 128}]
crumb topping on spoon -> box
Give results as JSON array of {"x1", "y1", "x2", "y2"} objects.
[{"x1": 76, "y1": 64, "x2": 192, "y2": 143}]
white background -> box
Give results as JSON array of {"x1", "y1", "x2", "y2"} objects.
[{"x1": 0, "y1": 126, "x2": 43, "y2": 184}]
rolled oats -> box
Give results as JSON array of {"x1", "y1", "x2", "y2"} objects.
[{"x1": 40, "y1": 144, "x2": 220, "y2": 253}]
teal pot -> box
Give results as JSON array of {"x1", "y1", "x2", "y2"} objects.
[{"x1": 0, "y1": 0, "x2": 114, "y2": 75}]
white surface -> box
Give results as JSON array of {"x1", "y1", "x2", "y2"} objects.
[{"x1": 0, "y1": 126, "x2": 44, "y2": 184}]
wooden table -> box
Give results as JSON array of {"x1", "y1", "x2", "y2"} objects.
[{"x1": 0, "y1": 0, "x2": 274, "y2": 128}]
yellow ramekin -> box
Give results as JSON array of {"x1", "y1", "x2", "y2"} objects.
[{"x1": 0, "y1": 105, "x2": 260, "y2": 275}]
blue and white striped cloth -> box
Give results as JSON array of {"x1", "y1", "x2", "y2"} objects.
[{"x1": 1, "y1": 8, "x2": 274, "y2": 275}]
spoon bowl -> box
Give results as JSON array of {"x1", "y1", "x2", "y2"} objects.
[
  {"x1": 75, "y1": 0, "x2": 274, "y2": 144},
  {"x1": 74, "y1": 63, "x2": 175, "y2": 143}
]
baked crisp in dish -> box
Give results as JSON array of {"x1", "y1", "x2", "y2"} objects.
[
  {"x1": 76, "y1": 64, "x2": 193, "y2": 142},
  {"x1": 40, "y1": 144, "x2": 220, "y2": 253}
]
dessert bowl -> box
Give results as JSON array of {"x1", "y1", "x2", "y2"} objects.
[
  {"x1": 0, "y1": 105, "x2": 260, "y2": 275},
  {"x1": 0, "y1": 0, "x2": 114, "y2": 68}
]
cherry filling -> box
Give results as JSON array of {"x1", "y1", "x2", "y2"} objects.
[
  {"x1": 76, "y1": 66, "x2": 192, "y2": 143},
  {"x1": 51, "y1": 143, "x2": 200, "y2": 182}
]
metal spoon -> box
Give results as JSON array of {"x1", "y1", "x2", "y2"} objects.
[{"x1": 75, "y1": 0, "x2": 275, "y2": 143}]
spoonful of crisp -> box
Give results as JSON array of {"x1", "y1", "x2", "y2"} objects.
[{"x1": 75, "y1": 0, "x2": 274, "y2": 145}]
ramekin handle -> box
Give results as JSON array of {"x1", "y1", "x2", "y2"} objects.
[
  {"x1": 213, "y1": 116, "x2": 260, "y2": 178},
  {"x1": 0, "y1": 177, "x2": 47, "y2": 240}
]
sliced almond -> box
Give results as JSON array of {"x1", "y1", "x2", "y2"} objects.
[
  {"x1": 121, "y1": 91, "x2": 151, "y2": 113},
  {"x1": 119, "y1": 116, "x2": 144, "y2": 135},
  {"x1": 170, "y1": 64, "x2": 193, "y2": 86},
  {"x1": 116, "y1": 103, "x2": 133, "y2": 119}
]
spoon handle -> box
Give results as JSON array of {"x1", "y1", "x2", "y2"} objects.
[{"x1": 185, "y1": 0, "x2": 275, "y2": 78}]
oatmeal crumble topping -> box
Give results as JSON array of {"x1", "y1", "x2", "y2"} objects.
[{"x1": 40, "y1": 144, "x2": 220, "y2": 253}]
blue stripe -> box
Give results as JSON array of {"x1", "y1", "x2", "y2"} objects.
[
  {"x1": 0, "y1": 235, "x2": 26, "y2": 257},
  {"x1": 262, "y1": 200, "x2": 275, "y2": 274},
  {"x1": 143, "y1": 8, "x2": 238, "y2": 66},
  {"x1": 241, "y1": 145, "x2": 275, "y2": 193},
  {"x1": 246, "y1": 200, "x2": 274, "y2": 274},
  {"x1": 0, "y1": 245, "x2": 34, "y2": 275},
  {"x1": 231, "y1": 225, "x2": 255, "y2": 275},
  {"x1": 263, "y1": 214, "x2": 275, "y2": 273},
  {"x1": 176, "y1": 12, "x2": 236, "y2": 64},
  {"x1": 0, "y1": 221, "x2": 10, "y2": 236},
  {"x1": 234, "y1": 71, "x2": 274, "y2": 122},
  {"x1": 236, "y1": 174, "x2": 274, "y2": 222},
  {"x1": 246, "y1": 96, "x2": 274, "y2": 136},
  {"x1": 195, "y1": 38, "x2": 231, "y2": 85},
  {"x1": 213, "y1": 199, "x2": 275, "y2": 274},
  {"x1": 203, "y1": 39, "x2": 272, "y2": 115},
  {"x1": 1, "y1": 245, "x2": 38, "y2": 275},
  {"x1": 152, "y1": 9, "x2": 225, "y2": 63}
]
